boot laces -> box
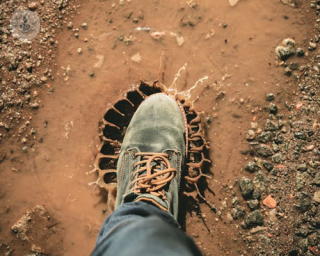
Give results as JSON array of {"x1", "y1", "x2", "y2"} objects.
[{"x1": 130, "y1": 152, "x2": 177, "y2": 199}]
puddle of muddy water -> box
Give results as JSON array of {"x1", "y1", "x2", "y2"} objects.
[{"x1": 0, "y1": 0, "x2": 311, "y2": 255}]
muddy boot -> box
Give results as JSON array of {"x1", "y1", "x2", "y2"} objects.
[{"x1": 115, "y1": 93, "x2": 187, "y2": 220}]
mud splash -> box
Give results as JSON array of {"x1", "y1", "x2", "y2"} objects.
[{"x1": 90, "y1": 79, "x2": 211, "y2": 212}]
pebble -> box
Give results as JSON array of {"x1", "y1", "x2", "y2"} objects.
[
  {"x1": 247, "y1": 199, "x2": 259, "y2": 210},
  {"x1": 257, "y1": 131, "x2": 272, "y2": 143},
  {"x1": 231, "y1": 206, "x2": 245, "y2": 220},
  {"x1": 67, "y1": 22, "x2": 73, "y2": 30},
  {"x1": 253, "y1": 144, "x2": 273, "y2": 158},
  {"x1": 269, "y1": 103, "x2": 278, "y2": 114},
  {"x1": 239, "y1": 177, "x2": 254, "y2": 198},
  {"x1": 275, "y1": 45, "x2": 295, "y2": 61},
  {"x1": 284, "y1": 67, "x2": 292, "y2": 76},
  {"x1": 262, "y1": 195, "x2": 277, "y2": 209},
  {"x1": 297, "y1": 163, "x2": 307, "y2": 172},
  {"x1": 272, "y1": 153, "x2": 283, "y2": 163},
  {"x1": 294, "y1": 132, "x2": 306, "y2": 140},
  {"x1": 313, "y1": 191, "x2": 320, "y2": 203},
  {"x1": 289, "y1": 62, "x2": 299, "y2": 70},
  {"x1": 77, "y1": 48, "x2": 83, "y2": 54},
  {"x1": 40, "y1": 76, "x2": 48, "y2": 83},
  {"x1": 262, "y1": 161, "x2": 274, "y2": 172},
  {"x1": 28, "y1": 2, "x2": 38, "y2": 10},
  {"x1": 265, "y1": 119, "x2": 278, "y2": 131},
  {"x1": 245, "y1": 162, "x2": 260, "y2": 173},
  {"x1": 312, "y1": 172, "x2": 320, "y2": 185},
  {"x1": 295, "y1": 192, "x2": 311, "y2": 212},
  {"x1": 81, "y1": 23, "x2": 88, "y2": 30},
  {"x1": 266, "y1": 93, "x2": 275, "y2": 101},
  {"x1": 296, "y1": 48, "x2": 305, "y2": 57},
  {"x1": 246, "y1": 130, "x2": 256, "y2": 140},
  {"x1": 309, "y1": 42, "x2": 317, "y2": 49},
  {"x1": 245, "y1": 210, "x2": 264, "y2": 227}
]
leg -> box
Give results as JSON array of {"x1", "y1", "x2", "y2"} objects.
[{"x1": 91, "y1": 201, "x2": 202, "y2": 256}]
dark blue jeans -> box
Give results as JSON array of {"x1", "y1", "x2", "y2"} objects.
[{"x1": 91, "y1": 202, "x2": 202, "y2": 256}]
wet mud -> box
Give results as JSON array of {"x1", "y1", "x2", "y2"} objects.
[{"x1": 0, "y1": 0, "x2": 316, "y2": 255}]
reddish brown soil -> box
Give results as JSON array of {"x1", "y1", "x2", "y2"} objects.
[{"x1": 0, "y1": 0, "x2": 315, "y2": 255}]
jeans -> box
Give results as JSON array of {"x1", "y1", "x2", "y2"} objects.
[{"x1": 91, "y1": 201, "x2": 202, "y2": 256}]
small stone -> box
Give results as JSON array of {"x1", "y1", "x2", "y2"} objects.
[
  {"x1": 281, "y1": 0, "x2": 295, "y2": 7},
  {"x1": 312, "y1": 172, "x2": 320, "y2": 185},
  {"x1": 22, "y1": 147, "x2": 28, "y2": 153},
  {"x1": 247, "y1": 199, "x2": 259, "y2": 210},
  {"x1": 269, "y1": 103, "x2": 278, "y2": 114},
  {"x1": 297, "y1": 163, "x2": 307, "y2": 172},
  {"x1": 245, "y1": 210, "x2": 264, "y2": 227},
  {"x1": 273, "y1": 143, "x2": 280, "y2": 154},
  {"x1": 296, "y1": 172, "x2": 308, "y2": 191},
  {"x1": 282, "y1": 38, "x2": 295, "y2": 47},
  {"x1": 245, "y1": 162, "x2": 260, "y2": 173},
  {"x1": 295, "y1": 192, "x2": 311, "y2": 212},
  {"x1": 253, "y1": 144, "x2": 273, "y2": 158},
  {"x1": 272, "y1": 153, "x2": 283, "y2": 163},
  {"x1": 253, "y1": 171, "x2": 268, "y2": 193},
  {"x1": 284, "y1": 67, "x2": 292, "y2": 76},
  {"x1": 297, "y1": 48, "x2": 305, "y2": 57},
  {"x1": 297, "y1": 238, "x2": 308, "y2": 253},
  {"x1": 266, "y1": 93, "x2": 275, "y2": 101},
  {"x1": 251, "y1": 122, "x2": 258, "y2": 129},
  {"x1": 257, "y1": 132, "x2": 272, "y2": 143},
  {"x1": 67, "y1": 22, "x2": 73, "y2": 29},
  {"x1": 275, "y1": 45, "x2": 295, "y2": 61},
  {"x1": 246, "y1": 130, "x2": 256, "y2": 140},
  {"x1": 294, "y1": 132, "x2": 306, "y2": 140},
  {"x1": 40, "y1": 76, "x2": 48, "y2": 83},
  {"x1": 274, "y1": 133, "x2": 284, "y2": 144},
  {"x1": 268, "y1": 209, "x2": 277, "y2": 222},
  {"x1": 309, "y1": 42, "x2": 317, "y2": 49},
  {"x1": 262, "y1": 195, "x2": 277, "y2": 209},
  {"x1": 289, "y1": 62, "x2": 299, "y2": 70},
  {"x1": 265, "y1": 119, "x2": 278, "y2": 131},
  {"x1": 232, "y1": 197, "x2": 239, "y2": 206},
  {"x1": 28, "y1": 2, "x2": 38, "y2": 10},
  {"x1": 231, "y1": 206, "x2": 245, "y2": 220},
  {"x1": 21, "y1": 138, "x2": 27, "y2": 144},
  {"x1": 308, "y1": 233, "x2": 319, "y2": 246},
  {"x1": 262, "y1": 161, "x2": 274, "y2": 172},
  {"x1": 77, "y1": 48, "x2": 83, "y2": 54},
  {"x1": 239, "y1": 177, "x2": 254, "y2": 198},
  {"x1": 313, "y1": 191, "x2": 320, "y2": 203},
  {"x1": 81, "y1": 23, "x2": 88, "y2": 30}
]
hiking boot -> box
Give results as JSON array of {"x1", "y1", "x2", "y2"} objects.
[{"x1": 115, "y1": 93, "x2": 187, "y2": 219}]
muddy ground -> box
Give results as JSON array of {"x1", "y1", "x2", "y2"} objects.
[{"x1": 1, "y1": 0, "x2": 320, "y2": 255}]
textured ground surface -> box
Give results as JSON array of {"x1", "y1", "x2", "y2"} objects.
[{"x1": 0, "y1": 0, "x2": 320, "y2": 255}]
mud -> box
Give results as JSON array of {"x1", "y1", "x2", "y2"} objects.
[
  {"x1": 0, "y1": 0, "x2": 317, "y2": 255},
  {"x1": 93, "y1": 81, "x2": 210, "y2": 213}
]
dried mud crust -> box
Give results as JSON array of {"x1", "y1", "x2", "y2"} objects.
[{"x1": 92, "y1": 81, "x2": 211, "y2": 212}]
